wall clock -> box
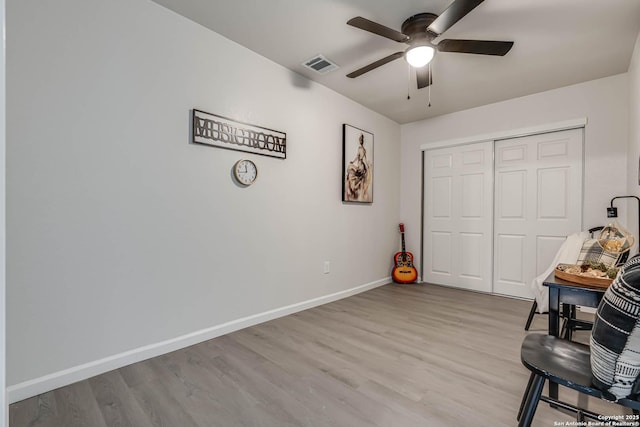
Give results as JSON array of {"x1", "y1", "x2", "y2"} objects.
[{"x1": 233, "y1": 159, "x2": 258, "y2": 186}]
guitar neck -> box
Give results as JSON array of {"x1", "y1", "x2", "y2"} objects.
[{"x1": 401, "y1": 231, "x2": 406, "y2": 254}]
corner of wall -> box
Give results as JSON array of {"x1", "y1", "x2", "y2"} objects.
[{"x1": 626, "y1": 31, "x2": 640, "y2": 243}]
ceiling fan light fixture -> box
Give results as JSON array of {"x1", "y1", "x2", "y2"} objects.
[{"x1": 405, "y1": 45, "x2": 435, "y2": 68}]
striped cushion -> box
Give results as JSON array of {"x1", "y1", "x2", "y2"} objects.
[
  {"x1": 577, "y1": 238, "x2": 621, "y2": 268},
  {"x1": 590, "y1": 254, "x2": 640, "y2": 400}
]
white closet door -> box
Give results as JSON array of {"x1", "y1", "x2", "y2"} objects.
[
  {"x1": 423, "y1": 141, "x2": 493, "y2": 292},
  {"x1": 493, "y1": 128, "x2": 583, "y2": 298}
]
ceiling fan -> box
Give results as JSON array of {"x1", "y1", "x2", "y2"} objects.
[{"x1": 346, "y1": 0, "x2": 514, "y2": 89}]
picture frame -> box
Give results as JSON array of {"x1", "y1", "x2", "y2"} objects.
[{"x1": 342, "y1": 124, "x2": 374, "y2": 203}]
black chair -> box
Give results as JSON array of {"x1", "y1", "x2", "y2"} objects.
[
  {"x1": 524, "y1": 300, "x2": 539, "y2": 331},
  {"x1": 518, "y1": 333, "x2": 640, "y2": 427}
]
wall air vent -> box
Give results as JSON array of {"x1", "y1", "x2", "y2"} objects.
[{"x1": 302, "y1": 54, "x2": 339, "y2": 74}]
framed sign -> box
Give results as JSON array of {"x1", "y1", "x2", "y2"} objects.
[
  {"x1": 342, "y1": 124, "x2": 373, "y2": 203},
  {"x1": 192, "y1": 109, "x2": 286, "y2": 159}
]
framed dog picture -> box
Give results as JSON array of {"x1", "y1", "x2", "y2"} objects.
[{"x1": 342, "y1": 124, "x2": 373, "y2": 203}]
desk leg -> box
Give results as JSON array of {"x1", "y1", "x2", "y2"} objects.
[
  {"x1": 548, "y1": 287, "x2": 560, "y2": 402},
  {"x1": 548, "y1": 287, "x2": 560, "y2": 337}
]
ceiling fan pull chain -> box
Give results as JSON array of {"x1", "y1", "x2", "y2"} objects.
[
  {"x1": 407, "y1": 64, "x2": 411, "y2": 100},
  {"x1": 428, "y1": 63, "x2": 432, "y2": 107}
]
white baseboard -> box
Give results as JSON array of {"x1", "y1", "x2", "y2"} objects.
[{"x1": 7, "y1": 277, "x2": 390, "y2": 404}]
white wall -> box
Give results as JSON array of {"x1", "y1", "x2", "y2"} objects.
[
  {"x1": 401, "y1": 74, "x2": 630, "y2": 274},
  {"x1": 0, "y1": 0, "x2": 5, "y2": 423},
  {"x1": 628, "y1": 33, "x2": 640, "y2": 238},
  {"x1": 6, "y1": 0, "x2": 400, "y2": 400}
]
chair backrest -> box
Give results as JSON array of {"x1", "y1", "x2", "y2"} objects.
[
  {"x1": 587, "y1": 226, "x2": 629, "y2": 265},
  {"x1": 588, "y1": 226, "x2": 603, "y2": 236}
]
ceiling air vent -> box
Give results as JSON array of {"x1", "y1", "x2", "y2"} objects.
[{"x1": 302, "y1": 54, "x2": 339, "y2": 74}]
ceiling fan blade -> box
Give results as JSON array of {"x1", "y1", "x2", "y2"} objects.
[
  {"x1": 347, "y1": 17, "x2": 409, "y2": 43},
  {"x1": 437, "y1": 39, "x2": 513, "y2": 56},
  {"x1": 427, "y1": 0, "x2": 484, "y2": 35},
  {"x1": 416, "y1": 67, "x2": 433, "y2": 89},
  {"x1": 346, "y1": 51, "x2": 404, "y2": 78}
]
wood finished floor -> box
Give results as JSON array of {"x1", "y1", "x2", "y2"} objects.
[{"x1": 10, "y1": 283, "x2": 629, "y2": 427}]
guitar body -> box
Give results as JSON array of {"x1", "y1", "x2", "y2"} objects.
[
  {"x1": 392, "y1": 223, "x2": 418, "y2": 284},
  {"x1": 392, "y1": 251, "x2": 418, "y2": 284}
]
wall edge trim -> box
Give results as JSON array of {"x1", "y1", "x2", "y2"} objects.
[{"x1": 7, "y1": 277, "x2": 390, "y2": 403}]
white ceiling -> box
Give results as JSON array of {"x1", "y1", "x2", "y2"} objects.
[{"x1": 151, "y1": 0, "x2": 640, "y2": 124}]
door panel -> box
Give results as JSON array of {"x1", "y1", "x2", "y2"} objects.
[
  {"x1": 538, "y1": 139, "x2": 568, "y2": 158},
  {"x1": 431, "y1": 231, "x2": 452, "y2": 274},
  {"x1": 462, "y1": 148, "x2": 485, "y2": 166},
  {"x1": 498, "y1": 145, "x2": 526, "y2": 163},
  {"x1": 536, "y1": 236, "x2": 566, "y2": 274},
  {"x1": 423, "y1": 141, "x2": 493, "y2": 292},
  {"x1": 461, "y1": 173, "x2": 484, "y2": 217},
  {"x1": 498, "y1": 170, "x2": 526, "y2": 218},
  {"x1": 460, "y1": 232, "x2": 482, "y2": 278},
  {"x1": 432, "y1": 152, "x2": 453, "y2": 169},
  {"x1": 432, "y1": 177, "x2": 452, "y2": 218},
  {"x1": 493, "y1": 128, "x2": 583, "y2": 298},
  {"x1": 538, "y1": 168, "x2": 568, "y2": 218},
  {"x1": 496, "y1": 234, "x2": 525, "y2": 283}
]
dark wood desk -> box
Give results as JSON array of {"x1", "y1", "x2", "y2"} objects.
[{"x1": 543, "y1": 272, "x2": 607, "y2": 338}]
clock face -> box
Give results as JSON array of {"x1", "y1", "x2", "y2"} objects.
[{"x1": 233, "y1": 159, "x2": 258, "y2": 186}]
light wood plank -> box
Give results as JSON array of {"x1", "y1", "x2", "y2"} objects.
[
  {"x1": 89, "y1": 370, "x2": 154, "y2": 427},
  {"x1": 9, "y1": 284, "x2": 631, "y2": 427}
]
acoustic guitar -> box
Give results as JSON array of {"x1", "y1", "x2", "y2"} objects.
[{"x1": 392, "y1": 223, "x2": 418, "y2": 284}]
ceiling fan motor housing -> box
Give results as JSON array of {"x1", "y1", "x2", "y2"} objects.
[{"x1": 401, "y1": 13, "x2": 439, "y2": 42}]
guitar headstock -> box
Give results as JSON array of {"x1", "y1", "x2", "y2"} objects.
[{"x1": 399, "y1": 223, "x2": 405, "y2": 233}]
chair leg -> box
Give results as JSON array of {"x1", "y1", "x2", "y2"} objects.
[
  {"x1": 566, "y1": 305, "x2": 577, "y2": 341},
  {"x1": 561, "y1": 304, "x2": 575, "y2": 341},
  {"x1": 517, "y1": 373, "x2": 535, "y2": 421},
  {"x1": 518, "y1": 375, "x2": 545, "y2": 427},
  {"x1": 562, "y1": 320, "x2": 574, "y2": 341},
  {"x1": 525, "y1": 301, "x2": 538, "y2": 331}
]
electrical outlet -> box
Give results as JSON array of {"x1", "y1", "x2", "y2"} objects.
[{"x1": 323, "y1": 261, "x2": 330, "y2": 274}]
